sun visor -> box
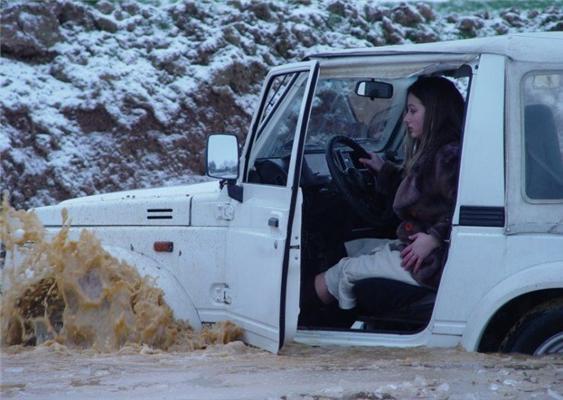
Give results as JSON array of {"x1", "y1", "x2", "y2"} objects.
[{"x1": 318, "y1": 54, "x2": 478, "y2": 79}]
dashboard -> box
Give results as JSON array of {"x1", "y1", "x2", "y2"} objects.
[{"x1": 249, "y1": 148, "x2": 370, "y2": 188}]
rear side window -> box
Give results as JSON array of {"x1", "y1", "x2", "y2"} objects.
[{"x1": 522, "y1": 72, "x2": 563, "y2": 200}]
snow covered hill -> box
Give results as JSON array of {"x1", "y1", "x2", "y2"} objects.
[{"x1": 1, "y1": 0, "x2": 561, "y2": 209}]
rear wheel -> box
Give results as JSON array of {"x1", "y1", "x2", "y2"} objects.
[{"x1": 501, "y1": 300, "x2": 563, "y2": 355}]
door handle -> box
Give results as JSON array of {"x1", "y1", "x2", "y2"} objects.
[{"x1": 268, "y1": 217, "x2": 279, "y2": 228}]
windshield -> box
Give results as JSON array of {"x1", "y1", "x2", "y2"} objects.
[{"x1": 304, "y1": 77, "x2": 409, "y2": 153}]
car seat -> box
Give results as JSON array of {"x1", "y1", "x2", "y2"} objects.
[{"x1": 353, "y1": 278, "x2": 436, "y2": 333}]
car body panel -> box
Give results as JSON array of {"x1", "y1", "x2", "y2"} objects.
[
  {"x1": 33, "y1": 181, "x2": 221, "y2": 227},
  {"x1": 217, "y1": 61, "x2": 319, "y2": 352},
  {"x1": 452, "y1": 53, "x2": 505, "y2": 218},
  {"x1": 307, "y1": 33, "x2": 563, "y2": 63},
  {"x1": 462, "y1": 261, "x2": 563, "y2": 351}
]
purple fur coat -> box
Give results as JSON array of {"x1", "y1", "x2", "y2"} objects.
[{"x1": 376, "y1": 142, "x2": 461, "y2": 288}]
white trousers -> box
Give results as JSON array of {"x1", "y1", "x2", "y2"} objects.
[{"x1": 324, "y1": 238, "x2": 420, "y2": 310}]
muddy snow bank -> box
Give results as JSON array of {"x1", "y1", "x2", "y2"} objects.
[{"x1": 1, "y1": 0, "x2": 561, "y2": 209}]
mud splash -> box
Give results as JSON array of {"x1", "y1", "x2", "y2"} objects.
[{"x1": 0, "y1": 196, "x2": 242, "y2": 352}]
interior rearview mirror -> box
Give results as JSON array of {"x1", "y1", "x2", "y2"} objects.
[
  {"x1": 355, "y1": 80, "x2": 393, "y2": 99},
  {"x1": 206, "y1": 134, "x2": 239, "y2": 180}
]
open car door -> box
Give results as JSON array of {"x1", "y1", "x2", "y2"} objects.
[{"x1": 224, "y1": 61, "x2": 319, "y2": 353}]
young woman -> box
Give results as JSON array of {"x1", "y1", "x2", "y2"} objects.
[{"x1": 314, "y1": 76, "x2": 465, "y2": 310}]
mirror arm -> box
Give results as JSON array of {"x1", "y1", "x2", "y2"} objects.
[{"x1": 220, "y1": 179, "x2": 243, "y2": 202}]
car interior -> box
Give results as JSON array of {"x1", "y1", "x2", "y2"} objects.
[{"x1": 247, "y1": 61, "x2": 473, "y2": 335}]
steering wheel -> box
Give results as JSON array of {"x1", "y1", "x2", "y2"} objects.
[{"x1": 325, "y1": 135, "x2": 396, "y2": 228}]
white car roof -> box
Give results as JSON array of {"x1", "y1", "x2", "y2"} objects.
[{"x1": 306, "y1": 32, "x2": 563, "y2": 63}]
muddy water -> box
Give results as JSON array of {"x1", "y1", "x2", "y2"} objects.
[
  {"x1": 1, "y1": 343, "x2": 562, "y2": 399},
  {"x1": 0, "y1": 197, "x2": 241, "y2": 351},
  {"x1": 1, "y1": 199, "x2": 562, "y2": 399}
]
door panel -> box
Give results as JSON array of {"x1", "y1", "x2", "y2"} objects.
[
  {"x1": 225, "y1": 186, "x2": 291, "y2": 352},
  {"x1": 224, "y1": 61, "x2": 319, "y2": 352}
]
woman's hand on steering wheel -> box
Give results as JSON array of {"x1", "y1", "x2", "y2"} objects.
[
  {"x1": 358, "y1": 152, "x2": 384, "y2": 173},
  {"x1": 325, "y1": 136, "x2": 397, "y2": 228}
]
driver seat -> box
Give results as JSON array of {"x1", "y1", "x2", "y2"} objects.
[{"x1": 353, "y1": 278, "x2": 436, "y2": 333}]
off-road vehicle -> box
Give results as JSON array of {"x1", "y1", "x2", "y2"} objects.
[{"x1": 12, "y1": 32, "x2": 563, "y2": 354}]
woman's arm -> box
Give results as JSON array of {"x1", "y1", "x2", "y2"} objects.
[
  {"x1": 400, "y1": 143, "x2": 461, "y2": 272},
  {"x1": 428, "y1": 142, "x2": 461, "y2": 243}
]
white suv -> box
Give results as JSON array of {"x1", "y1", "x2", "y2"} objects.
[{"x1": 21, "y1": 32, "x2": 563, "y2": 355}]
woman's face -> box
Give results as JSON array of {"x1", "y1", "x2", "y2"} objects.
[{"x1": 403, "y1": 93, "x2": 426, "y2": 139}]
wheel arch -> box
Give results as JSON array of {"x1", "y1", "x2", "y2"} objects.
[
  {"x1": 461, "y1": 262, "x2": 563, "y2": 353},
  {"x1": 102, "y1": 245, "x2": 202, "y2": 331}
]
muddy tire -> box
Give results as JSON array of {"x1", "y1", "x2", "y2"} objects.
[{"x1": 501, "y1": 300, "x2": 563, "y2": 355}]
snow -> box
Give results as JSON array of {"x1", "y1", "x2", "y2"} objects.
[{"x1": 0, "y1": 0, "x2": 560, "y2": 210}]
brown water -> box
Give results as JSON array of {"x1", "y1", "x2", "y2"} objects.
[
  {"x1": 0, "y1": 196, "x2": 242, "y2": 352},
  {"x1": 1, "y1": 342, "x2": 562, "y2": 399}
]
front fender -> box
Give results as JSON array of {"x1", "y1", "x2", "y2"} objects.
[
  {"x1": 103, "y1": 245, "x2": 202, "y2": 331},
  {"x1": 462, "y1": 261, "x2": 563, "y2": 351}
]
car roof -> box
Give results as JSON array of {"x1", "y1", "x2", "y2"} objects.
[{"x1": 305, "y1": 32, "x2": 563, "y2": 63}]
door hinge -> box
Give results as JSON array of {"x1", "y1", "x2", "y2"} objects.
[
  {"x1": 212, "y1": 284, "x2": 232, "y2": 305},
  {"x1": 216, "y1": 203, "x2": 235, "y2": 221}
]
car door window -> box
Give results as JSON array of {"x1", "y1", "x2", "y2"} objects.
[
  {"x1": 522, "y1": 72, "x2": 563, "y2": 200},
  {"x1": 246, "y1": 71, "x2": 309, "y2": 186}
]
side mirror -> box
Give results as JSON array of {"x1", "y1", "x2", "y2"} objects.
[
  {"x1": 206, "y1": 134, "x2": 239, "y2": 181},
  {"x1": 355, "y1": 80, "x2": 393, "y2": 99}
]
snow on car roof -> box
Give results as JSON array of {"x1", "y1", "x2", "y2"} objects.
[{"x1": 305, "y1": 32, "x2": 563, "y2": 63}]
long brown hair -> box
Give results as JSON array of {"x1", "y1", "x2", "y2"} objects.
[{"x1": 404, "y1": 76, "x2": 464, "y2": 174}]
